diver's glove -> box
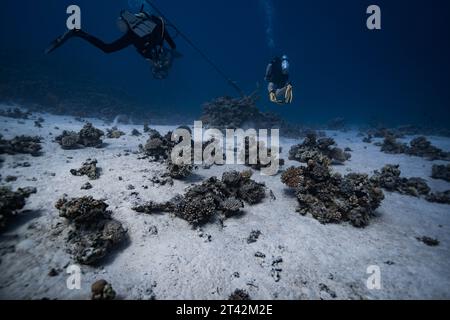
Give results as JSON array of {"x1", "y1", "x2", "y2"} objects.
[{"x1": 285, "y1": 84, "x2": 293, "y2": 104}]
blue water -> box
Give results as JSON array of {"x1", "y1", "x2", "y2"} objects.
[{"x1": 1, "y1": 0, "x2": 449, "y2": 127}]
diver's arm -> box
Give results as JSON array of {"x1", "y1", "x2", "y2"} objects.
[{"x1": 74, "y1": 30, "x2": 133, "y2": 53}]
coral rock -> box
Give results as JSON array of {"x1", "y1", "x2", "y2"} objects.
[
  {"x1": 56, "y1": 123, "x2": 104, "y2": 149},
  {"x1": 55, "y1": 131, "x2": 80, "y2": 149},
  {"x1": 140, "y1": 130, "x2": 175, "y2": 160},
  {"x1": 371, "y1": 165, "x2": 430, "y2": 197},
  {"x1": 380, "y1": 136, "x2": 449, "y2": 161},
  {"x1": 380, "y1": 135, "x2": 407, "y2": 154},
  {"x1": 165, "y1": 160, "x2": 195, "y2": 179},
  {"x1": 0, "y1": 108, "x2": 30, "y2": 119},
  {"x1": 289, "y1": 132, "x2": 350, "y2": 165},
  {"x1": 0, "y1": 135, "x2": 42, "y2": 156},
  {"x1": 282, "y1": 161, "x2": 384, "y2": 227},
  {"x1": 431, "y1": 164, "x2": 450, "y2": 182},
  {"x1": 426, "y1": 191, "x2": 450, "y2": 205},
  {"x1": 240, "y1": 137, "x2": 284, "y2": 173},
  {"x1": 201, "y1": 95, "x2": 306, "y2": 138},
  {"x1": 229, "y1": 289, "x2": 250, "y2": 300},
  {"x1": 55, "y1": 196, "x2": 127, "y2": 265},
  {"x1": 70, "y1": 159, "x2": 100, "y2": 180},
  {"x1": 91, "y1": 279, "x2": 116, "y2": 300},
  {"x1": 131, "y1": 129, "x2": 142, "y2": 136},
  {"x1": 106, "y1": 127, "x2": 125, "y2": 139},
  {"x1": 78, "y1": 123, "x2": 104, "y2": 148},
  {"x1": 0, "y1": 186, "x2": 36, "y2": 232},
  {"x1": 416, "y1": 236, "x2": 439, "y2": 247},
  {"x1": 133, "y1": 171, "x2": 266, "y2": 226}
]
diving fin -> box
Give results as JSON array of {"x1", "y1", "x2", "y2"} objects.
[
  {"x1": 269, "y1": 92, "x2": 278, "y2": 104},
  {"x1": 45, "y1": 29, "x2": 76, "y2": 54},
  {"x1": 285, "y1": 84, "x2": 293, "y2": 104},
  {"x1": 269, "y1": 91, "x2": 287, "y2": 105}
]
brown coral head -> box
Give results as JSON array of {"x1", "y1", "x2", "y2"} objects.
[{"x1": 281, "y1": 167, "x2": 303, "y2": 188}]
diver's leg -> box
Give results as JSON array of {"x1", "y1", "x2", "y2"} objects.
[
  {"x1": 45, "y1": 29, "x2": 104, "y2": 54},
  {"x1": 271, "y1": 85, "x2": 293, "y2": 104},
  {"x1": 46, "y1": 29, "x2": 131, "y2": 54},
  {"x1": 275, "y1": 87, "x2": 287, "y2": 103},
  {"x1": 268, "y1": 83, "x2": 278, "y2": 103},
  {"x1": 45, "y1": 29, "x2": 77, "y2": 54},
  {"x1": 285, "y1": 84, "x2": 293, "y2": 104},
  {"x1": 72, "y1": 30, "x2": 118, "y2": 53}
]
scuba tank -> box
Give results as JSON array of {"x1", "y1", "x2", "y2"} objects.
[
  {"x1": 120, "y1": 9, "x2": 170, "y2": 78},
  {"x1": 119, "y1": 10, "x2": 159, "y2": 39}
]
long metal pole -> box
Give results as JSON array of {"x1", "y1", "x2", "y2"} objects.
[{"x1": 144, "y1": 0, "x2": 245, "y2": 97}]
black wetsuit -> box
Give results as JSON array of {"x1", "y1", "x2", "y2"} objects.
[
  {"x1": 265, "y1": 58, "x2": 289, "y2": 90},
  {"x1": 71, "y1": 15, "x2": 176, "y2": 60}
]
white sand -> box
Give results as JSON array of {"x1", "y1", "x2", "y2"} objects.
[{"x1": 0, "y1": 106, "x2": 449, "y2": 300}]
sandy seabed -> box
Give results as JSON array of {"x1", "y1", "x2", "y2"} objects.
[{"x1": 0, "y1": 106, "x2": 449, "y2": 300}]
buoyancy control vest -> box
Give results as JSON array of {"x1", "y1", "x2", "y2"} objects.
[
  {"x1": 267, "y1": 58, "x2": 289, "y2": 88},
  {"x1": 120, "y1": 10, "x2": 165, "y2": 58}
]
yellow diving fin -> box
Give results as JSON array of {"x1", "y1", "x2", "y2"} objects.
[
  {"x1": 269, "y1": 92, "x2": 278, "y2": 103},
  {"x1": 285, "y1": 84, "x2": 293, "y2": 104}
]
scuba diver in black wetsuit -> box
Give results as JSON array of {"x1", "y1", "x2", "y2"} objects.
[
  {"x1": 46, "y1": 10, "x2": 180, "y2": 79},
  {"x1": 265, "y1": 55, "x2": 293, "y2": 104}
]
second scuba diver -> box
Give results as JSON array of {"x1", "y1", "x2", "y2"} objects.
[
  {"x1": 46, "y1": 10, "x2": 180, "y2": 79},
  {"x1": 265, "y1": 55, "x2": 293, "y2": 104}
]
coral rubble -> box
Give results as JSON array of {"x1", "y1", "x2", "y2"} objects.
[
  {"x1": 55, "y1": 196, "x2": 127, "y2": 265},
  {"x1": 240, "y1": 137, "x2": 284, "y2": 173},
  {"x1": 380, "y1": 135, "x2": 408, "y2": 154},
  {"x1": 426, "y1": 191, "x2": 450, "y2": 205},
  {"x1": 416, "y1": 236, "x2": 440, "y2": 247},
  {"x1": 91, "y1": 279, "x2": 116, "y2": 300},
  {"x1": 406, "y1": 137, "x2": 449, "y2": 160},
  {"x1": 70, "y1": 159, "x2": 101, "y2": 180},
  {"x1": 165, "y1": 160, "x2": 195, "y2": 179},
  {"x1": 78, "y1": 123, "x2": 105, "y2": 147},
  {"x1": 370, "y1": 165, "x2": 430, "y2": 197},
  {"x1": 201, "y1": 96, "x2": 279, "y2": 129},
  {"x1": 0, "y1": 186, "x2": 37, "y2": 232},
  {"x1": 133, "y1": 171, "x2": 266, "y2": 226},
  {"x1": 281, "y1": 161, "x2": 384, "y2": 227},
  {"x1": 0, "y1": 107, "x2": 30, "y2": 119},
  {"x1": 140, "y1": 128, "x2": 196, "y2": 179},
  {"x1": 368, "y1": 128, "x2": 404, "y2": 139},
  {"x1": 362, "y1": 134, "x2": 373, "y2": 144},
  {"x1": 431, "y1": 164, "x2": 450, "y2": 182},
  {"x1": 140, "y1": 129, "x2": 176, "y2": 160},
  {"x1": 201, "y1": 96, "x2": 305, "y2": 138},
  {"x1": 229, "y1": 289, "x2": 250, "y2": 300},
  {"x1": 371, "y1": 165, "x2": 450, "y2": 204},
  {"x1": 288, "y1": 132, "x2": 351, "y2": 165},
  {"x1": 131, "y1": 129, "x2": 142, "y2": 136},
  {"x1": 247, "y1": 230, "x2": 262, "y2": 244},
  {"x1": 0, "y1": 135, "x2": 42, "y2": 156},
  {"x1": 55, "y1": 123, "x2": 104, "y2": 149},
  {"x1": 81, "y1": 182, "x2": 93, "y2": 190},
  {"x1": 106, "y1": 127, "x2": 125, "y2": 139},
  {"x1": 380, "y1": 136, "x2": 450, "y2": 161}
]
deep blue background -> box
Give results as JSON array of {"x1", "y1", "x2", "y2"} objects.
[{"x1": 1, "y1": 0, "x2": 449, "y2": 126}]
